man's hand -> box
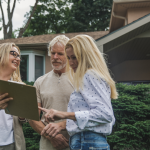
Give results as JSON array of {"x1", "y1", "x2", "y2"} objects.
[
  {"x1": 30, "y1": 104, "x2": 69, "y2": 150},
  {"x1": 29, "y1": 120, "x2": 68, "y2": 150},
  {"x1": 0, "y1": 93, "x2": 13, "y2": 109},
  {"x1": 41, "y1": 122, "x2": 66, "y2": 138},
  {"x1": 48, "y1": 134, "x2": 69, "y2": 150}
]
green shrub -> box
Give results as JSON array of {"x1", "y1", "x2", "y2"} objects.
[
  {"x1": 23, "y1": 123, "x2": 40, "y2": 150},
  {"x1": 108, "y1": 83, "x2": 150, "y2": 150},
  {"x1": 23, "y1": 81, "x2": 40, "y2": 150},
  {"x1": 23, "y1": 81, "x2": 34, "y2": 86}
]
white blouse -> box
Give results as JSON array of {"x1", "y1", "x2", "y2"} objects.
[
  {"x1": 0, "y1": 80, "x2": 24, "y2": 146},
  {"x1": 0, "y1": 110, "x2": 14, "y2": 146},
  {"x1": 66, "y1": 70, "x2": 115, "y2": 136}
]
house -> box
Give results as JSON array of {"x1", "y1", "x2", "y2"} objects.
[
  {"x1": 0, "y1": 31, "x2": 108, "y2": 81},
  {"x1": 96, "y1": 0, "x2": 150, "y2": 84},
  {"x1": 0, "y1": 0, "x2": 150, "y2": 83}
]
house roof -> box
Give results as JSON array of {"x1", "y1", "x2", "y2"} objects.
[
  {"x1": 96, "y1": 13, "x2": 150, "y2": 68},
  {"x1": 0, "y1": 31, "x2": 109, "y2": 50},
  {"x1": 96, "y1": 13, "x2": 150, "y2": 48},
  {"x1": 109, "y1": 0, "x2": 150, "y2": 32}
]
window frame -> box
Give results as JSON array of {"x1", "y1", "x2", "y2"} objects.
[{"x1": 21, "y1": 50, "x2": 46, "y2": 82}]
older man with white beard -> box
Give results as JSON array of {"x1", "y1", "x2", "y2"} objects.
[{"x1": 29, "y1": 35, "x2": 74, "y2": 150}]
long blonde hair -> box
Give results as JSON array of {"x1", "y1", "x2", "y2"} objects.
[
  {"x1": 65, "y1": 35, "x2": 118, "y2": 99},
  {"x1": 0, "y1": 43, "x2": 22, "y2": 82}
]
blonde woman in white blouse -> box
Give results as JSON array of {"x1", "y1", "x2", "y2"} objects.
[
  {"x1": 0, "y1": 43, "x2": 26, "y2": 150},
  {"x1": 39, "y1": 35, "x2": 118, "y2": 150}
]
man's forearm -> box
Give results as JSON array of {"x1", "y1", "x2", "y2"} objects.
[
  {"x1": 29, "y1": 119, "x2": 67, "y2": 135},
  {"x1": 29, "y1": 119, "x2": 68, "y2": 147},
  {"x1": 29, "y1": 120, "x2": 47, "y2": 137},
  {"x1": 29, "y1": 120, "x2": 53, "y2": 142}
]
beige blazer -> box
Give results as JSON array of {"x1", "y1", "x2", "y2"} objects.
[{"x1": 13, "y1": 116, "x2": 26, "y2": 150}]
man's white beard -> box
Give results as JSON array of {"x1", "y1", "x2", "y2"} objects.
[{"x1": 52, "y1": 62, "x2": 66, "y2": 70}]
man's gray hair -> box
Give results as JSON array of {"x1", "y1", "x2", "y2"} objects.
[{"x1": 48, "y1": 35, "x2": 69, "y2": 56}]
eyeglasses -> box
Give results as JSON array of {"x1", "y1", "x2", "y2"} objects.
[{"x1": 10, "y1": 51, "x2": 21, "y2": 60}]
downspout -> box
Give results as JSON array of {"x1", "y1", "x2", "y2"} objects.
[{"x1": 112, "y1": 12, "x2": 128, "y2": 25}]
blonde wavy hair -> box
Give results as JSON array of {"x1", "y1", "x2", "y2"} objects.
[
  {"x1": 0, "y1": 43, "x2": 22, "y2": 82},
  {"x1": 65, "y1": 35, "x2": 118, "y2": 99},
  {"x1": 48, "y1": 35, "x2": 69, "y2": 56}
]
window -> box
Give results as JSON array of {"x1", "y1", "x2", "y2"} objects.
[
  {"x1": 20, "y1": 55, "x2": 29, "y2": 81},
  {"x1": 20, "y1": 50, "x2": 45, "y2": 82},
  {"x1": 35, "y1": 55, "x2": 44, "y2": 80}
]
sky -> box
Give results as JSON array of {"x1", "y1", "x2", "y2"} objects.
[{"x1": 0, "y1": 0, "x2": 36, "y2": 39}]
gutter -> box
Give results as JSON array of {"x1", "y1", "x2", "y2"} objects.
[
  {"x1": 112, "y1": 12, "x2": 127, "y2": 25},
  {"x1": 114, "y1": 0, "x2": 150, "y2": 3}
]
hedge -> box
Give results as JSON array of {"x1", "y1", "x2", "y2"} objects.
[
  {"x1": 108, "y1": 83, "x2": 150, "y2": 150},
  {"x1": 23, "y1": 81, "x2": 40, "y2": 150},
  {"x1": 23, "y1": 82, "x2": 150, "y2": 150}
]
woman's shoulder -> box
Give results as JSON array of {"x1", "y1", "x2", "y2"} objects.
[
  {"x1": 83, "y1": 69, "x2": 98, "y2": 84},
  {"x1": 84, "y1": 69, "x2": 100, "y2": 80},
  {"x1": 84, "y1": 69, "x2": 109, "y2": 86}
]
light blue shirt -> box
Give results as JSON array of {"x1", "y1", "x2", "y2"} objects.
[{"x1": 66, "y1": 70, "x2": 115, "y2": 136}]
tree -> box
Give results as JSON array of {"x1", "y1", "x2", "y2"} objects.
[
  {"x1": 66, "y1": 0, "x2": 112, "y2": 33},
  {"x1": 0, "y1": 0, "x2": 39, "y2": 39},
  {"x1": 23, "y1": 0, "x2": 71, "y2": 36},
  {"x1": 23, "y1": 0, "x2": 112, "y2": 36}
]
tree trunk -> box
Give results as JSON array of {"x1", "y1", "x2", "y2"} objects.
[
  {"x1": 3, "y1": 25, "x2": 8, "y2": 39},
  {"x1": 3, "y1": 24, "x2": 13, "y2": 39},
  {"x1": 8, "y1": 21, "x2": 13, "y2": 38},
  {"x1": 18, "y1": 0, "x2": 39, "y2": 38},
  {"x1": 0, "y1": 0, "x2": 38, "y2": 39},
  {"x1": 0, "y1": 0, "x2": 16, "y2": 39}
]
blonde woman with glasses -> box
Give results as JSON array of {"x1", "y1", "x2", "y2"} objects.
[
  {"x1": 39, "y1": 35, "x2": 118, "y2": 150},
  {"x1": 0, "y1": 43, "x2": 26, "y2": 150}
]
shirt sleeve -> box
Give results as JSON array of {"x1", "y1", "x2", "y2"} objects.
[
  {"x1": 74, "y1": 71, "x2": 114, "y2": 130},
  {"x1": 34, "y1": 80, "x2": 42, "y2": 103}
]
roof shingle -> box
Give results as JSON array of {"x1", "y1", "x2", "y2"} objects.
[{"x1": 0, "y1": 31, "x2": 108, "y2": 45}]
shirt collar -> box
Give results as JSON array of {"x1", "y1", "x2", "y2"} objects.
[{"x1": 52, "y1": 70, "x2": 66, "y2": 77}]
